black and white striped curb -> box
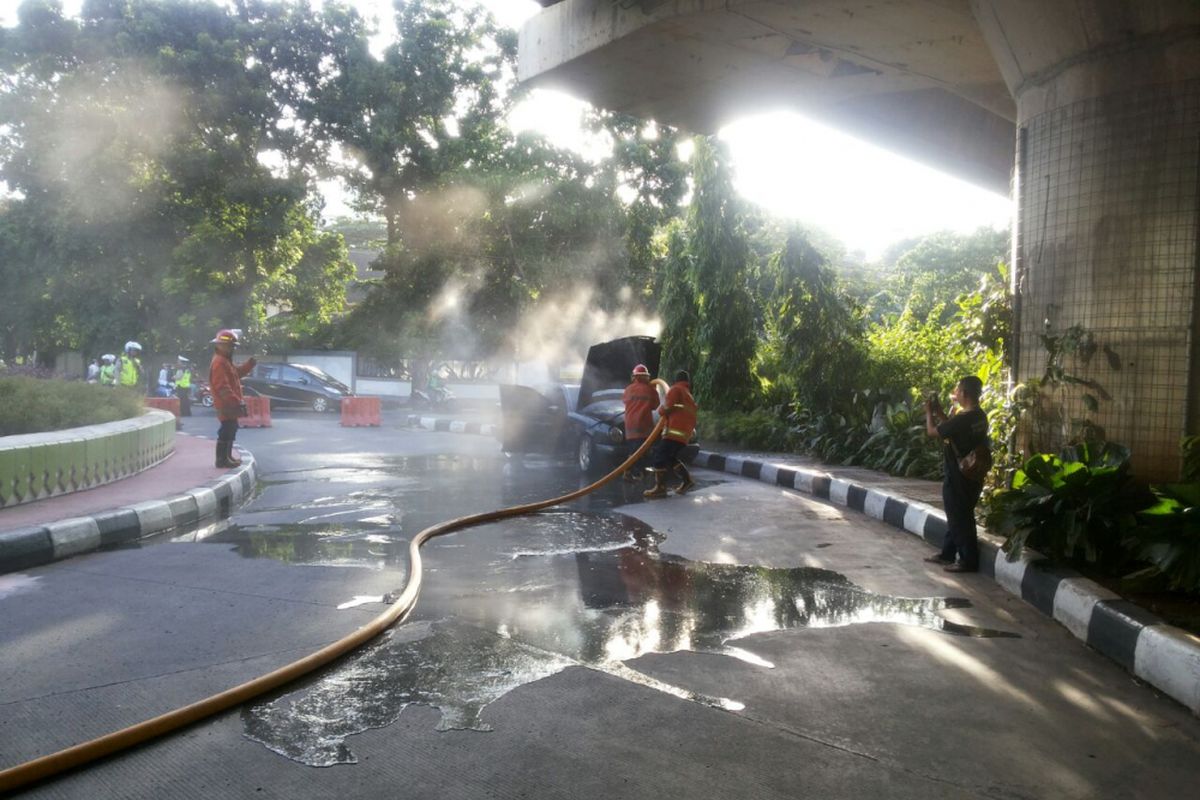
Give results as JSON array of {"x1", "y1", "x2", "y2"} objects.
[
  {"x1": 403, "y1": 414, "x2": 498, "y2": 437},
  {"x1": 0, "y1": 454, "x2": 257, "y2": 575},
  {"x1": 691, "y1": 450, "x2": 1200, "y2": 715}
]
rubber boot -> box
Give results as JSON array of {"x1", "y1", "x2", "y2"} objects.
[
  {"x1": 672, "y1": 463, "x2": 695, "y2": 495},
  {"x1": 643, "y1": 469, "x2": 668, "y2": 499},
  {"x1": 622, "y1": 468, "x2": 639, "y2": 482},
  {"x1": 216, "y1": 440, "x2": 235, "y2": 469}
]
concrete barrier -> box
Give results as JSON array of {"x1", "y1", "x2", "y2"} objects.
[{"x1": 0, "y1": 410, "x2": 176, "y2": 509}]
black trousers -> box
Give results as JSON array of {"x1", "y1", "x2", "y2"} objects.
[
  {"x1": 940, "y1": 471, "x2": 982, "y2": 568},
  {"x1": 217, "y1": 419, "x2": 239, "y2": 444},
  {"x1": 176, "y1": 386, "x2": 192, "y2": 416},
  {"x1": 651, "y1": 439, "x2": 687, "y2": 470}
]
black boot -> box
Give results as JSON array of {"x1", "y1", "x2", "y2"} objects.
[
  {"x1": 672, "y1": 463, "x2": 695, "y2": 495},
  {"x1": 643, "y1": 469, "x2": 668, "y2": 499},
  {"x1": 216, "y1": 440, "x2": 237, "y2": 469}
]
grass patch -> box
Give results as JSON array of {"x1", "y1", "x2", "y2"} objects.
[{"x1": 0, "y1": 377, "x2": 145, "y2": 435}]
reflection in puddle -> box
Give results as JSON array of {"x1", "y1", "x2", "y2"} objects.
[
  {"x1": 0, "y1": 573, "x2": 40, "y2": 600},
  {"x1": 244, "y1": 516, "x2": 1017, "y2": 766}
]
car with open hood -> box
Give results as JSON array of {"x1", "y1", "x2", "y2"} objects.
[
  {"x1": 241, "y1": 363, "x2": 352, "y2": 412},
  {"x1": 499, "y1": 336, "x2": 699, "y2": 473}
]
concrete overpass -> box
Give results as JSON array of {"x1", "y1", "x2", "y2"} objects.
[{"x1": 519, "y1": 0, "x2": 1200, "y2": 480}]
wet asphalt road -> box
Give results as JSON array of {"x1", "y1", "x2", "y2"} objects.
[{"x1": 2, "y1": 411, "x2": 1199, "y2": 799}]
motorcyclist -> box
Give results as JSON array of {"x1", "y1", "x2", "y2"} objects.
[
  {"x1": 174, "y1": 356, "x2": 193, "y2": 416},
  {"x1": 98, "y1": 354, "x2": 117, "y2": 386},
  {"x1": 117, "y1": 342, "x2": 143, "y2": 390}
]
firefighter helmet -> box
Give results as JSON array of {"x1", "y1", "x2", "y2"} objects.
[
  {"x1": 211, "y1": 329, "x2": 240, "y2": 346},
  {"x1": 631, "y1": 363, "x2": 650, "y2": 377}
]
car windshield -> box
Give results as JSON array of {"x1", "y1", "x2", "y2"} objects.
[{"x1": 291, "y1": 364, "x2": 350, "y2": 392}]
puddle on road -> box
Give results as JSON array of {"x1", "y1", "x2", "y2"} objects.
[
  {"x1": 0, "y1": 573, "x2": 40, "y2": 600},
  {"x1": 244, "y1": 513, "x2": 1017, "y2": 767}
]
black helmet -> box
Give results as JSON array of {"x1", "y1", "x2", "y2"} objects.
[{"x1": 674, "y1": 370, "x2": 690, "y2": 383}]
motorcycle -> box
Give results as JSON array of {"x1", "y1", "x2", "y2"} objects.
[
  {"x1": 409, "y1": 381, "x2": 454, "y2": 411},
  {"x1": 197, "y1": 382, "x2": 214, "y2": 408}
]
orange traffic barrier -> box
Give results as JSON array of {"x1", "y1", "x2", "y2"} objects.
[
  {"x1": 144, "y1": 397, "x2": 180, "y2": 418},
  {"x1": 341, "y1": 396, "x2": 381, "y2": 427},
  {"x1": 240, "y1": 396, "x2": 272, "y2": 428}
]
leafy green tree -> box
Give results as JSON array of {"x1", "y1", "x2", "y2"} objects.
[
  {"x1": 757, "y1": 226, "x2": 865, "y2": 410},
  {"x1": 656, "y1": 220, "x2": 699, "y2": 376},
  {"x1": 0, "y1": 0, "x2": 353, "y2": 362}
]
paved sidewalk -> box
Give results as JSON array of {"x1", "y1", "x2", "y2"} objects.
[
  {"x1": 401, "y1": 412, "x2": 1200, "y2": 716},
  {"x1": 0, "y1": 434, "x2": 228, "y2": 530},
  {"x1": 0, "y1": 433, "x2": 256, "y2": 573}
]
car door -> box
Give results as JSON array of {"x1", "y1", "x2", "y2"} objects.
[
  {"x1": 279, "y1": 365, "x2": 315, "y2": 405},
  {"x1": 499, "y1": 384, "x2": 568, "y2": 454},
  {"x1": 249, "y1": 364, "x2": 287, "y2": 404}
]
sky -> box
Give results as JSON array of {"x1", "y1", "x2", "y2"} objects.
[{"x1": 1, "y1": 0, "x2": 1012, "y2": 258}]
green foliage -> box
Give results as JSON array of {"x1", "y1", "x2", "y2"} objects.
[
  {"x1": 1182, "y1": 435, "x2": 1200, "y2": 483},
  {"x1": 0, "y1": 377, "x2": 143, "y2": 435},
  {"x1": 987, "y1": 442, "x2": 1155, "y2": 569},
  {"x1": 1126, "y1": 482, "x2": 1200, "y2": 594},
  {"x1": 0, "y1": 0, "x2": 355, "y2": 361},
  {"x1": 756, "y1": 227, "x2": 866, "y2": 411},
  {"x1": 696, "y1": 408, "x2": 795, "y2": 452},
  {"x1": 657, "y1": 221, "x2": 699, "y2": 376},
  {"x1": 686, "y1": 137, "x2": 756, "y2": 411}
]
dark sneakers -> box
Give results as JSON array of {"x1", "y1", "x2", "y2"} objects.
[{"x1": 943, "y1": 563, "x2": 978, "y2": 573}]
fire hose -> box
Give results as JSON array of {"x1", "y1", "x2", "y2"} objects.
[{"x1": 0, "y1": 385, "x2": 673, "y2": 794}]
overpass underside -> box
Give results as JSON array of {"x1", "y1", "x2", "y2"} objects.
[{"x1": 521, "y1": 0, "x2": 1200, "y2": 480}]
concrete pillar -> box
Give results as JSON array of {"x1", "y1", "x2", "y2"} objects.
[{"x1": 972, "y1": 1, "x2": 1200, "y2": 480}]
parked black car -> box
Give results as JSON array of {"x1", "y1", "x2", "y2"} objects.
[
  {"x1": 500, "y1": 336, "x2": 699, "y2": 473},
  {"x1": 241, "y1": 363, "x2": 352, "y2": 412}
]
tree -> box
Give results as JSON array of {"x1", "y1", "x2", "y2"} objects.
[
  {"x1": 0, "y1": 0, "x2": 353, "y2": 362},
  {"x1": 757, "y1": 226, "x2": 866, "y2": 410},
  {"x1": 685, "y1": 136, "x2": 756, "y2": 410}
]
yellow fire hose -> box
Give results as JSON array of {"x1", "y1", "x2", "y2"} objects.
[{"x1": 0, "y1": 398, "x2": 672, "y2": 793}]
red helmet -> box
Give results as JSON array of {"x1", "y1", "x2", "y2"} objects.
[
  {"x1": 211, "y1": 329, "x2": 240, "y2": 346},
  {"x1": 631, "y1": 364, "x2": 650, "y2": 377}
]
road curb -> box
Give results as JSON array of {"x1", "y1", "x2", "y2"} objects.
[
  {"x1": 398, "y1": 413, "x2": 1200, "y2": 715},
  {"x1": 690, "y1": 450, "x2": 1200, "y2": 716},
  {"x1": 403, "y1": 414, "x2": 498, "y2": 438},
  {"x1": 0, "y1": 452, "x2": 257, "y2": 575}
]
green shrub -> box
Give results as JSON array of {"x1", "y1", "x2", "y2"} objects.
[
  {"x1": 1125, "y1": 483, "x2": 1200, "y2": 594},
  {"x1": 987, "y1": 442, "x2": 1155, "y2": 570},
  {"x1": 0, "y1": 377, "x2": 144, "y2": 435},
  {"x1": 697, "y1": 407, "x2": 794, "y2": 452}
]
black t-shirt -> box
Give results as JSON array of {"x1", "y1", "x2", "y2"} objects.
[{"x1": 937, "y1": 407, "x2": 989, "y2": 475}]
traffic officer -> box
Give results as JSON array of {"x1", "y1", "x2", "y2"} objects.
[
  {"x1": 644, "y1": 370, "x2": 698, "y2": 498},
  {"x1": 174, "y1": 356, "x2": 193, "y2": 417},
  {"x1": 99, "y1": 354, "x2": 117, "y2": 386},
  {"x1": 209, "y1": 329, "x2": 256, "y2": 468},
  {"x1": 118, "y1": 342, "x2": 143, "y2": 390},
  {"x1": 622, "y1": 363, "x2": 658, "y2": 481}
]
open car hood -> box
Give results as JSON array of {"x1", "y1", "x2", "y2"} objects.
[{"x1": 577, "y1": 336, "x2": 661, "y2": 410}]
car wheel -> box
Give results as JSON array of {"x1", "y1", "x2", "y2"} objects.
[
  {"x1": 577, "y1": 435, "x2": 596, "y2": 473},
  {"x1": 312, "y1": 396, "x2": 329, "y2": 413}
]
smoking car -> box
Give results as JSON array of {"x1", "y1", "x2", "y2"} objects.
[{"x1": 500, "y1": 336, "x2": 699, "y2": 473}]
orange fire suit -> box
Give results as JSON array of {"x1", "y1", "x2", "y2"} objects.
[
  {"x1": 209, "y1": 352, "x2": 255, "y2": 422},
  {"x1": 623, "y1": 379, "x2": 659, "y2": 441}
]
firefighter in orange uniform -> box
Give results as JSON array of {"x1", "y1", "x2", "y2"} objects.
[
  {"x1": 622, "y1": 363, "x2": 659, "y2": 481},
  {"x1": 644, "y1": 370, "x2": 698, "y2": 498},
  {"x1": 209, "y1": 329, "x2": 256, "y2": 468}
]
